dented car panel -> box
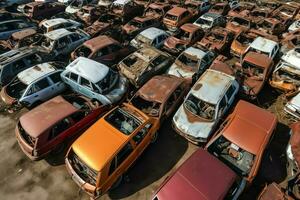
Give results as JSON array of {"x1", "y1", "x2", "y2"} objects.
[
  {"x1": 118, "y1": 47, "x2": 173, "y2": 88},
  {"x1": 172, "y1": 69, "x2": 239, "y2": 144}
]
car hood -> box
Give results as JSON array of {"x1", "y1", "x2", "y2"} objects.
[
  {"x1": 173, "y1": 105, "x2": 215, "y2": 139},
  {"x1": 167, "y1": 62, "x2": 194, "y2": 79}
]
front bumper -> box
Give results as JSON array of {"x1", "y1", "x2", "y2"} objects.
[{"x1": 172, "y1": 122, "x2": 207, "y2": 145}]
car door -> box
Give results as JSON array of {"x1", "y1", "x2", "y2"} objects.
[
  {"x1": 78, "y1": 76, "x2": 101, "y2": 100},
  {"x1": 225, "y1": 84, "x2": 237, "y2": 108},
  {"x1": 64, "y1": 71, "x2": 79, "y2": 91},
  {"x1": 48, "y1": 71, "x2": 65, "y2": 94},
  {"x1": 132, "y1": 123, "x2": 154, "y2": 157}
]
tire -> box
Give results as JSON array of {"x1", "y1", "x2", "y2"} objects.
[
  {"x1": 111, "y1": 175, "x2": 123, "y2": 190},
  {"x1": 151, "y1": 131, "x2": 158, "y2": 143}
]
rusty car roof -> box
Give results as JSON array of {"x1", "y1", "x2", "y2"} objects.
[
  {"x1": 20, "y1": 96, "x2": 78, "y2": 138},
  {"x1": 11, "y1": 29, "x2": 36, "y2": 40},
  {"x1": 243, "y1": 52, "x2": 273, "y2": 69},
  {"x1": 84, "y1": 35, "x2": 118, "y2": 52},
  {"x1": 135, "y1": 75, "x2": 183, "y2": 104},
  {"x1": 180, "y1": 23, "x2": 200, "y2": 33},
  {"x1": 149, "y1": 2, "x2": 169, "y2": 9},
  {"x1": 167, "y1": 7, "x2": 187, "y2": 16},
  {"x1": 155, "y1": 149, "x2": 237, "y2": 200},
  {"x1": 222, "y1": 100, "x2": 277, "y2": 155},
  {"x1": 191, "y1": 69, "x2": 236, "y2": 105}
]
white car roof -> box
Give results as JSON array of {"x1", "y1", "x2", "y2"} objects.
[
  {"x1": 183, "y1": 47, "x2": 206, "y2": 60},
  {"x1": 249, "y1": 36, "x2": 278, "y2": 53},
  {"x1": 41, "y1": 18, "x2": 69, "y2": 28},
  {"x1": 45, "y1": 28, "x2": 72, "y2": 41},
  {"x1": 290, "y1": 92, "x2": 300, "y2": 109},
  {"x1": 18, "y1": 63, "x2": 56, "y2": 85},
  {"x1": 66, "y1": 57, "x2": 109, "y2": 83},
  {"x1": 190, "y1": 69, "x2": 235, "y2": 104},
  {"x1": 113, "y1": 0, "x2": 130, "y2": 5},
  {"x1": 282, "y1": 48, "x2": 300, "y2": 69},
  {"x1": 139, "y1": 27, "x2": 167, "y2": 41}
]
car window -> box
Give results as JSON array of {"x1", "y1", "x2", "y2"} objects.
[
  {"x1": 69, "y1": 72, "x2": 79, "y2": 82},
  {"x1": 116, "y1": 142, "x2": 133, "y2": 168},
  {"x1": 70, "y1": 111, "x2": 86, "y2": 122},
  {"x1": 164, "y1": 93, "x2": 176, "y2": 113},
  {"x1": 133, "y1": 123, "x2": 152, "y2": 145},
  {"x1": 13, "y1": 60, "x2": 27, "y2": 73},
  {"x1": 35, "y1": 78, "x2": 50, "y2": 90},
  {"x1": 108, "y1": 157, "x2": 117, "y2": 176},
  {"x1": 80, "y1": 77, "x2": 92, "y2": 89},
  {"x1": 108, "y1": 44, "x2": 121, "y2": 52},
  {"x1": 49, "y1": 72, "x2": 62, "y2": 83},
  {"x1": 218, "y1": 96, "x2": 227, "y2": 116},
  {"x1": 174, "y1": 84, "x2": 183, "y2": 98},
  {"x1": 48, "y1": 118, "x2": 72, "y2": 140},
  {"x1": 96, "y1": 47, "x2": 110, "y2": 57},
  {"x1": 151, "y1": 55, "x2": 167, "y2": 67},
  {"x1": 226, "y1": 84, "x2": 236, "y2": 99},
  {"x1": 57, "y1": 36, "x2": 70, "y2": 48},
  {"x1": 25, "y1": 54, "x2": 43, "y2": 65},
  {"x1": 14, "y1": 22, "x2": 30, "y2": 30},
  {"x1": 69, "y1": 33, "x2": 81, "y2": 42}
]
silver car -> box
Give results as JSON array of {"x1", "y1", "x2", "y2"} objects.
[{"x1": 1, "y1": 62, "x2": 66, "y2": 108}]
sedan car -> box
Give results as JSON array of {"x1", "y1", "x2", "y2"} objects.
[
  {"x1": 206, "y1": 100, "x2": 277, "y2": 187},
  {"x1": 0, "y1": 19, "x2": 36, "y2": 40},
  {"x1": 118, "y1": 47, "x2": 173, "y2": 88},
  {"x1": 173, "y1": 69, "x2": 239, "y2": 144},
  {"x1": 61, "y1": 57, "x2": 128, "y2": 105},
  {"x1": 16, "y1": 94, "x2": 110, "y2": 160},
  {"x1": 1, "y1": 62, "x2": 66, "y2": 110}
]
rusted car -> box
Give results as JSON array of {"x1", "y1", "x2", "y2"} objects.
[
  {"x1": 255, "y1": 18, "x2": 285, "y2": 37},
  {"x1": 118, "y1": 47, "x2": 173, "y2": 88},
  {"x1": 167, "y1": 46, "x2": 216, "y2": 83},
  {"x1": 76, "y1": 5, "x2": 102, "y2": 26},
  {"x1": 258, "y1": 0, "x2": 282, "y2": 11},
  {"x1": 196, "y1": 27, "x2": 235, "y2": 53},
  {"x1": 84, "y1": 14, "x2": 122, "y2": 38},
  {"x1": 258, "y1": 183, "x2": 293, "y2": 200},
  {"x1": 226, "y1": 16, "x2": 253, "y2": 35},
  {"x1": 163, "y1": 23, "x2": 204, "y2": 55},
  {"x1": 208, "y1": 2, "x2": 230, "y2": 16},
  {"x1": 65, "y1": 74, "x2": 188, "y2": 199},
  {"x1": 0, "y1": 29, "x2": 41, "y2": 54},
  {"x1": 39, "y1": 18, "x2": 83, "y2": 33},
  {"x1": 206, "y1": 100, "x2": 277, "y2": 188},
  {"x1": 143, "y1": 2, "x2": 172, "y2": 20},
  {"x1": 110, "y1": 0, "x2": 144, "y2": 23},
  {"x1": 183, "y1": 0, "x2": 211, "y2": 17},
  {"x1": 230, "y1": 30, "x2": 258, "y2": 58},
  {"x1": 270, "y1": 48, "x2": 300, "y2": 94},
  {"x1": 163, "y1": 6, "x2": 193, "y2": 33},
  {"x1": 172, "y1": 69, "x2": 239, "y2": 144},
  {"x1": 249, "y1": 7, "x2": 273, "y2": 24},
  {"x1": 71, "y1": 35, "x2": 134, "y2": 67},
  {"x1": 193, "y1": 12, "x2": 226, "y2": 31},
  {"x1": 272, "y1": 3, "x2": 300, "y2": 20},
  {"x1": 234, "y1": 52, "x2": 273, "y2": 99},
  {"x1": 227, "y1": 2, "x2": 255, "y2": 18},
  {"x1": 122, "y1": 16, "x2": 161, "y2": 38},
  {"x1": 281, "y1": 31, "x2": 300, "y2": 53},
  {"x1": 285, "y1": 93, "x2": 300, "y2": 121},
  {"x1": 22, "y1": 2, "x2": 66, "y2": 20},
  {"x1": 133, "y1": 0, "x2": 151, "y2": 8},
  {"x1": 16, "y1": 95, "x2": 110, "y2": 160},
  {"x1": 153, "y1": 149, "x2": 245, "y2": 200}
]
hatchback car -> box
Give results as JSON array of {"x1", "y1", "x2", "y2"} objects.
[
  {"x1": 0, "y1": 19, "x2": 36, "y2": 40},
  {"x1": 16, "y1": 94, "x2": 110, "y2": 160},
  {"x1": 118, "y1": 47, "x2": 173, "y2": 88},
  {"x1": 163, "y1": 7, "x2": 193, "y2": 33},
  {"x1": 61, "y1": 57, "x2": 128, "y2": 105},
  {"x1": 206, "y1": 100, "x2": 277, "y2": 187},
  {"x1": 130, "y1": 27, "x2": 169, "y2": 49},
  {"x1": 1, "y1": 62, "x2": 66, "y2": 109},
  {"x1": 71, "y1": 35, "x2": 134, "y2": 67},
  {"x1": 173, "y1": 69, "x2": 239, "y2": 144}
]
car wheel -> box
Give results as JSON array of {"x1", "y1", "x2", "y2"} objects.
[
  {"x1": 111, "y1": 175, "x2": 123, "y2": 190},
  {"x1": 151, "y1": 131, "x2": 158, "y2": 143}
]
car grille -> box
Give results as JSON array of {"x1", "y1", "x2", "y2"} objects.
[
  {"x1": 68, "y1": 150, "x2": 97, "y2": 185},
  {"x1": 18, "y1": 122, "x2": 35, "y2": 147}
]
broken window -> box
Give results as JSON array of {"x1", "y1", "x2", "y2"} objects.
[
  {"x1": 95, "y1": 69, "x2": 117, "y2": 94},
  {"x1": 69, "y1": 72, "x2": 79, "y2": 82},
  {"x1": 251, "y1": 10, "x2": 267, "y2": 17},
  {"x1": 128, "y1": 19, "x2": 143, "y2": 28},
  {"x1": 133, "y1": 123, "x2": 152, "y2": 144},
  {"x1": 195, "y1": 17, "x2": 213, "y2": 26},
  {"x1": 75, "y1": 45, "x2": 92, "y2": 57},
  {"x1": 207, "y1": 136, "x2": 255, "y2": 177},
  {"x1": 165, "y1": 14, "x2": 178, "y2": 21},
  {"x1": 6, "y1": 78, "x2": 27, "y2": 99},
  {"x1": 236, "y1": 33, "x2": 254, "y2": 45},
  {"x1": 48, "y1": 118, "x2": 71, "y2": 140},
  {"x1": 131, "y1": 95, "x2": 161, "y2": 117},
  {"x1": 177, "y1": 53, "x2": 199, "y2": 68},
  {"x1": 231, "y1": 17, "x2": 250, "y2": 27},
  {"x1": 105, "y1": 107, "x2": 142, "y2": 135},
  {"x1": 49, "y1": 72, "x2": 62, "y2": 84},
  {"x1": 145, "y1": 7, "x2": 163, "y2": 16},
  {"x1": 242, "y1": 61, "x2": 265, "y2": 79},
  {"x1": 258, "y1": 20, "x2": 273, "y2": 30},
  {"x1": 184, "y1": 94, "x2": 216, "y2": 120}
]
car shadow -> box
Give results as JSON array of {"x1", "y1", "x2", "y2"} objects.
[
  {"x1": 108, "y1": 117, "x2": 189, "y2": 199},
  {"x1": 240, "y1": 122, "x2": 290, "y2": 200},
  {"x1": 45, "y1": 139, "x2": 75, "y2": 166}
]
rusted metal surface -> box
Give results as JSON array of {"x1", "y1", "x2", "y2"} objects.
[
  {"x1": 76, "y1": 5, "x2": 103, "y2": 26},
  {"x1": 249, "y1": 7, "x2": 273, "y2": 24},
  {"x1": 227, "y1": 2, "x2": 255, "y2": 18},
  {"x1": 226, "y1": 16, "x2": 252, "y2": 34},
  {"x1": 257, "y1": 183, "x2": 292, "y2": 200},
  {"x1": 163, "y1": 7, "x2": 193, "y2": 32},
  {"x1": 209, "y1": 2, "x2": 230, "y2": 16},
  {"x1": 122, "y1": 16, "x2": 161, "y2": 36},
  {"x1": 144, "y1": 2, "x2": 171, "y2": 20},
  {"x1": 22, "y1": 2, "x2": 66, "y2": 20}
]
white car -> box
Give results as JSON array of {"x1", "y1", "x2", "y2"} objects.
[
  {"x1": 61, "y1": 57, "x2": 128, "y2": 105},
  {"x1": 39, "y1": 18, "x2": 83, "y2": 33},
  {"x1": 285, "y1": 92, "x2": 300, "y2": 120},
  {"x1": 193, "y1": 12, "x2": 226, "y2": 30},
  {"x1": 288, "y1": 20, "x2": 300, "y2": 32},
  {"x1": 244, "y1": 36, "x2": 280, "y2": 60},
  {"x1": 172, "y1": 69, "x2": 239, "y2": 144},
  {"x1": 130, "y1": 27, "x2": 169, "y2": 49},
  {"x1": 1, "y1": 62, "x2": 66, "y2": 108},
  {"x1": 36, "y1": 28, "x2": 90, "y2": 58}
]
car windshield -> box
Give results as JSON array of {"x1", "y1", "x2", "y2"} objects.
[
  {"x1": 175, "y1": 29, "x2": 191, "y2": 40},
  {"x1": 39, "y1": 35, "x2": 55, "y2": 50},
  {"x1": 104, "y1": 106, "x2": 143, "y2": 135},
  {"x1": 208, "y1": 32, "x2": 224, "y2": 42},
  {"x1": 74, "y1": 45, "x2": 92, "y2": 58},
  {"x1": 231, "y1": 17, "x2": 250, "y2": 27},
  {"x1": 165, "y1": 13, "x2": 178, "y2": 21},
  {"x1": 146, "y1": 7, "x2": 163, "y2": 16},
  {"x1": 131, "y1": 95, "x2": 161, "y2": 117},
  {"x1": 135, "y1": 34, "x2": 152, "y2": 45},
  {"x1": 207, "y1": 136, "x2": 255, "y2": 177},
  {"x1": 251, "y1": 10, "x2": 266, "y2": 17},
  {"x1": 6, "y1": 78, "x2": 28, "y2": 99},
  {"x1": 258, "y1": 20, "x2": 273, "y2": 29},
  {"x1": 236, "y1": 33, "x2": 254, "y2": 45},
  {"x1": 95, "y1": 70, "x2": 118, "y2": 94},
  {"x1": 242, "y1": 61, "x2": 265, "y2": 78},
  {"x1": 177, "y1": 52, "x2": 199, "y2": 68},
  {"x1": 195, "y1": 17, "x2": 212, "y2": 26},
  {"x1": 184, "y1": 94, "x2": 216, "y2": 120},
  {"x1": 248, "y1": 47, "x2": 269, "y2": 57},
  {"x1": 128, "y1": 20, "x2": 143, "y2": 28}
]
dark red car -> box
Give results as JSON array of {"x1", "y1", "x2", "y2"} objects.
[
  {"x1": 153, "y1": 149, "x2": 244, "y2": 200},
  {"x1": 15, "y1": 95, "x2": 110, "y2": 160},
  {"x1": 23, "y1": 2, "x2": 66, "y2": 20}
]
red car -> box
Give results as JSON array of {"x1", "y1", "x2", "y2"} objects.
[
  {"x1": 15, "y1": 95, "x2": 110, "y2": 160},
  {"x1": 153, "y1": 149, "x2": 243, "y2": 200}
]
